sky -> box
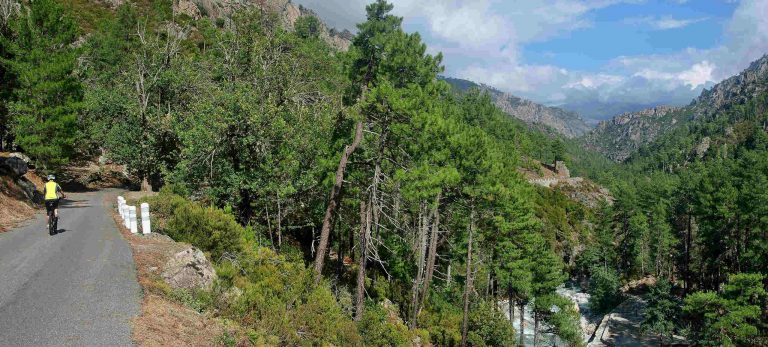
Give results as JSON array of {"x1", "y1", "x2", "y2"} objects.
[{"x1": 293, "y1": 0, "x2": 768, "y2": 121}]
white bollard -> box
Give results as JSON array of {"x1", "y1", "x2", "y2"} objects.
[
  {"x1": 140, "y1": 203, "x2": 151, "y2": 234},
  {"x1": 118, "y1": 197, "x2": 125, "y2": 219},
  {"x1": 129, "y1": 206, "x2": 138, "y2": 234},
  {"x1": 123, "y1": 204, "x2": 131, "y2": 228}
]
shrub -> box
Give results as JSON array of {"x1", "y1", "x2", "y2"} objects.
[
  {"x1": 358, "y1": 302, "x2": 413, "y2": 347},
  {"x1": 166, "y1": 202, "x2": 244, "y2": 260},
  {"x1": 467, "y1": 301, "x2": 516, "y2": 347},
  {"x1": 588, "y1": 266, "x2": 623, "y2": 313}
]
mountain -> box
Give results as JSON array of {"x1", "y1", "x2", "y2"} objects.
[
  {"x1": 582, "y1": 54, "x2": 768, "y2": 162},
  {"x1": 442, "y1": 77, "x2": 592, "y2": 138},
  {"x1": 581, "y1": 106, "x2": 684, "y2": 162},
  {"x1": 71, "y1": 0, "x2": 353, "y2": 51},
  {"x1": 560, "y1": 101, "x2": 663, "y2": 124}
]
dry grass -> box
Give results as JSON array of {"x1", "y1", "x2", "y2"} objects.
[
  {"x1": 0, "y1": 174, "x2": 40, "y2": 232},
  {"x1": 105, "y1": 192, "x2": 239, "y2": 347}
]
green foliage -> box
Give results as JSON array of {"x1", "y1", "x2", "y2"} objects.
[
  {"x1": 466, "y1": 301, "x2": 516, "y2": 347},
  {"x1": 294, "y1": 15, "x2": 321, "y2": 39},
  {"x1": 534, "y1": 294, "x2": 585, "y2": 347},
  {"x1": 641, "y1": 280, "x2": 681, "y2": 342},
  {"x1": 1, "y1": 0, "x2": 82, "y2": 168},
  {"x1": 358, "y1": 302, "x2": 414, "y2": 347},
  {"x1": 588, "y1": 266, "x2": 623, "y2": 314},
  {"x1": 683, "y1": 273, "x2": 768, "y2": 346},
  {"x1": 165, "y1": 202, "x2": 245, "y2": 261}
]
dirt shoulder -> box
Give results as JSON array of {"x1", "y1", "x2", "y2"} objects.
[
  {"x1": 0, "y1": 170, "x2": 43, "y2": 232},
  {"x1": 105, "y1": 192, "x2": 231, "y2": 347}
]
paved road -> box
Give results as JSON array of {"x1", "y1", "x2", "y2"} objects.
[{"x1": 0, "y1": 191, "x2": 140, "y2": 346}]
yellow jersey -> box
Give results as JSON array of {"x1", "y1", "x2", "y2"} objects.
[{"x1": 44, "y1": 181, "x2": 60, "y2": 200}]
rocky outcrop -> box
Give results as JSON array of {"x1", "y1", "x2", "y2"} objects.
[
  {"x1": 582, "y1": 55, "x2": 768, "y2": 163},
  {"x1": 171, "y1": 0, "x2": 352, "y2": 51},
  {"x1": 494, "y1": 92, "x2": 592, "y2": 138},
  {"x1": 0, "y1": 156, "x2": 28, "y2": 177},
  {"x1": 691, "y1": 54, "x2": 768, "y2": 118},
  {"x1": 582, "y1": 106, "x2": 682, "y2": 162},
  {"x1": 161, "y1": 247, "x2": 217, "y2": 290},
  {"x1": 523, "y1": 160, "x2": 613, "y2": 208}
]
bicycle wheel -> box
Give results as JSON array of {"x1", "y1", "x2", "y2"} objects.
[{"x1": 48, "y1": 212, "x2": 55, "y2": 235}]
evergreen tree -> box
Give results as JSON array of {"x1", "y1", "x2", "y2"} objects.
[
  {"x1": 1, "y1": 0, "x2": 82, "y2": 168},
  {"x1": 641, "y1": 279, "x2": 681, "y2": 346}
]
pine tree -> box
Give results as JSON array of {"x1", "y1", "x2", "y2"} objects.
[{"x1": 1, "y1": 0, "x2": 82, "y2": 168}]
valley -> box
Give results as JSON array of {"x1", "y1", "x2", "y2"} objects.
[{"x1": 0, "y1": 0, "x2": 766, "y2": 346}]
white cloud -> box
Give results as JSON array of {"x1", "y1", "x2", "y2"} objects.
[
  {"x1": 625, "y1": 15, "x2": 708, "y2": 30},
  {"x1": 632, "y1": 61, "x2": 715, "y2": 90},
  {"x1": 294, "y1": 0, "x2": 768, "y2": 121}
]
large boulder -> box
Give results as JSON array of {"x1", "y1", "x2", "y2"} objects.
[
  {"x1": 161, "y1": 247, "x2": 217, "y2": 290},
  {"x1": 0, "y1": 156, "x2": 28, "y2": 177}
]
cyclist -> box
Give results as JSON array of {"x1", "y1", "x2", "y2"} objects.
[{"x1": 43, "y1": 175, "x2": 66, "y2": 233}]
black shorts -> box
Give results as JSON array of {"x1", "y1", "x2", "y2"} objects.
[{"x1": 45, "y1": 199, "x2": 59, "y2": 213}]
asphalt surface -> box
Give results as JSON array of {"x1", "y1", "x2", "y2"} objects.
[{"x1": 0, "y1": 190, "x2": 140, "y2": 346}]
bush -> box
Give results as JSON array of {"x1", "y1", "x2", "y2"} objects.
[
  {"x1": 419, "y1": 289, "x2": 464, "y2": 346},
  {"x1": 588, "y1": 266, "x2": 624, "y2": 313},
  {"x1": 142, "y1": 190, "x2": 362, "y2": 345},
  {"x1": 467, "y1": 301, "x2": 516, "y2": 347},
  {"x1": 358, "y1": 302, "x2": 413, "y2": 347},
  {"x1": 166, "y1": 202, "x2": 244, "y2": 260}
]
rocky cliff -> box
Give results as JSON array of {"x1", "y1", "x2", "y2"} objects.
[
  {"x1": 690, "y1": 54, "x2": 768, "y2": 118},
  {"x1": 582, "y1": 106, "x2": 683, "y2": 162},
  {"x1": 170, "y1": 0, "x2": 352, "y2": 51},
  {"x1": 582, "y1": 54, "x2": 768, "y2": 162},
  {"x1": 443, "y1": 77, "x2": 592, "y2": 138}
]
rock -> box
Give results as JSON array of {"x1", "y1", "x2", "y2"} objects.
[
  {"x1": 161, "y1": 247, "x2": 217, "y2": 290},
  {"x1": 696, "y1": 137, "x2": 711, "y2": 158},
  {"x1": 0, "y1": 156, "x2": 28, "y2": 177},
  {"x1": 174, "y1": 0, "x2": 201, "y2": 19},
  {"x1": 16, "y1": 177, "x2": 38, "y2": 202},
  {"x1": 9, "y1": 152, "x2": 31, "y2": 163},
  {"x1": 146, "y1": 233, "x2": 175, "y2": 242}
]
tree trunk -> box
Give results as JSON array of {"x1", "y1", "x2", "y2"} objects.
[
  {"x1": 420, "y1": 192, "x2": 442, "y2": 310},
  {"x1": 508, "y1": 287, "x2": 514, "y2": 323},
  {"x1": 411, "y1": 202, "x2": 430, "y2": 328},
  {"x1": 519, "y1": 303, "x2": 526, "y2": 347},
  {"x1": 313, "y1": 121, "x2": 364, "y2": 285},
  {"x1": 354, "y1": 199, "x2": 371, "y2": 321},
  {"x1": 461, "y1": 209, "x2": 475, "y2": 347},
  {"x1": 533, "y1": 310, "x2": 540, "y2": 347}
]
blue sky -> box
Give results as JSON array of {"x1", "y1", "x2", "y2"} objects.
[{"x1": 294, "y1": 0, "x2": 768, "y2": 121}]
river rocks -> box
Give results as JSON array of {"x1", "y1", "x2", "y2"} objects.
[
  {"x1": 0, "y1": 156, "x2": 28, "y2": 177},
  {"x1": 161, "y1": 247, "x2": 217, "y2": 290}
]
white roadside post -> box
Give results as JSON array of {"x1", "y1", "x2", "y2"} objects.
[
  {"x1": 123, "y1": 204, "x2": 130, "y2": 228},
  {"x1": 140, "y1": 203, "x2": 151, "y2": 234},
  {"x1": 129, "y1": 206, "x2": 138, "y2": 234},
  {"x1": 118, "y1": 197, "x2": 125, "y2": 219}
]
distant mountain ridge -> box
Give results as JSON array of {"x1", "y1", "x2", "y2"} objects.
[
  {"x1": 442, "y1": 77, "x2": 592, "y2": 138},
  {"x1": 582, "y1": 54, "x2": 768, "y2": 162},
  {"x1": 582, "y1": 106, "x2": 683, "y2": 162}
]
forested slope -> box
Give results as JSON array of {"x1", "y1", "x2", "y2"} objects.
[
  {"x1": 1, "y1": 0, "x2": 765, "y2": 345},
  {"x1": 0, "y1": 0, "x2": 589, "y2": 345}
]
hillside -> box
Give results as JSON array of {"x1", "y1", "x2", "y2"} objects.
[
  {"x1": 582, "y1": 54, "x2": 768, "y2": 162},
  {"x1": 581, "y1": 106, "x2": 683, "y2": 162},
  {"x1": 443, "y1": 77, "x2": 592, "y2": 138}
]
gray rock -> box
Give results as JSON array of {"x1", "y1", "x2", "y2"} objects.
[
  {"x1": 9, "y1": 152, "x2": 31, "y2": 163},
  {"x1": 161, "y1": 247, "x2": 217, "y2": 290},
  {"x1": 16, "y1": 177, "x2": 38, "y2": 202},
  {"x1": 145, "y1": 232, "x2": 174, "y2": 242},
  {"x1": 0, "y1": 156, "x2": 28, "y2": 177}
]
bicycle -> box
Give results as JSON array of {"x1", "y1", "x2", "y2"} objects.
[{"x1": 45, "y1": 198, "x2": 61, "y2": 236}]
